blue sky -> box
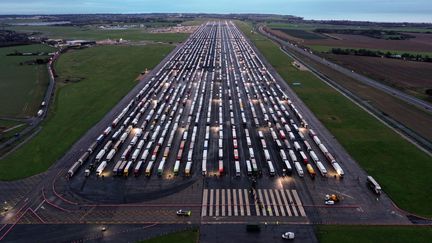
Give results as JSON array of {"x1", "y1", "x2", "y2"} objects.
[{"x1": 1, "y1": 0, "x2": 431, "y2": 22}]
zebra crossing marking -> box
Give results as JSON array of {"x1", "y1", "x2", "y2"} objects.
[
  {"x1": 292, "y1": 190, "x2": 306, "y2": 217},
  {"x1": 263, "y1": 189, "x2": 273, "y2": 216},
  {"x1": 221, "y1": 189, "x2": 226, "y2": 217},
  {"x1": 233, "y1": 189, "x2": 238, "y2": 216},
  {"x1": 274, "y1": 189, "x2": 285, "y2": 216},
  {"x1": 227, "y1": 189, "x2": 232, "y2": 216},
  {"x1": 243, "y1": 189, "x2": 251, "y2": 216},
  {"x1": 280, "y1": 189, "x2": 292, "y2": 216},
  {"x1": 202, "y1": 189, "x2": 208, "y2": 216},
  {"x1": 215, "y1": 189, "x2": 220, "y2": 216},
  {"x1": 286, "y1": 189, "x2": 298, "y2": 216},
  {"x1": 257, "y1": 189, "x2": 266, "y2": 216},
  {"x1": 209, "y1": 189, "x2": 214, "y2": 217},
  {"x1": 238, "y1": 189, "x2": 244, "y2": 216},
  {"x1": 202, "y1": 188, "x2": 306, "y2": 218},
  {"x1": 269, "y1": 189, "x2": 279, "y2": 216}
]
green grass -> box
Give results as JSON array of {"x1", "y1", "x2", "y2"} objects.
[
  {"x1": 0, "y1": 119, "x2": 27, "y2": 143},
  {"x1": 137, "y1": 229, "x2": 199, "y2": 243},
  {"x1": 0, "y1": 44, "x2": 173, "y2": 180},
  {"x1": 308, "y1": 45, "x2": 432, "y2": 56},
  {"x1": 0, "y1": 44, "x2": 56, "y2": 117},
  {"x1": 317, "y1": 225, "x2": 432, "y2": 243},
  {"x1": 8, "y1": 25, "x2": 188, "y2": 43},
  {"x1": 273, "y1": 28, "x2": 326, "y2": 40},
  {"x1": 237, "y1": 21, "x2": 432, "y2": 218}
]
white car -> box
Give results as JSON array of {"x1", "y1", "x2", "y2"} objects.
[
  {"x1": 325, "y1": 200, "x2": 335, "y2": 205},
  {"x1": 282, "y1": 232, "x2": 295, "y2": 240}
]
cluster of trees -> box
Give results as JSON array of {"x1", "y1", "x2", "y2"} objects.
[
  {"x1": 330, "y1": 48, "x2": 432, "y2": 63},
  {"x1": 315, "y1": 28, "x2": 414, "y2": 40},
  {"x1": 19, "y1": 58, "x2": 49, "y2": 65},
  {"x1": 0, "y1": 30, "x2": 34, "y2": 47}
]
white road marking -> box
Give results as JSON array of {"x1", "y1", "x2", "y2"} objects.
[
  {"x1": 215, "y1": 189, "x2": 220, "y2": 216},
  {"x1": 280, "y1": 189, "x2": 292, "y2": 216},
  {"x1": 221, "y1": 189, "x2": 226, "y2": 216},
  {"x1": 227, "y1": 189, "x2": 232, "y2": 216},
  {"x1": 202, "y1": 189, "x2": 208, "y2": 217},
  {"x1": 209, "y1": 189, "x2": 214, "y2": 217},
  {"x1": 244, "y1": 189, "x2": 251, "y2": 216},
  {"x1": 238, "y1": 188, "x2": 244, "y2": 216},
  {"x1": 286, "y1": 189, "x2": 298, "y2": 216},
  {"x1": 233, "y1": 189, "x2": 238, "y2": 216},
  {"x1": 263, "y1": 189, "x2": 273, "y2": 216},
  {"x1": 292, "y1": 190, "x2": 306, "y2": 217},
  {"x1": 258, "y1": 189, "x2": 266, "y2": 216}
]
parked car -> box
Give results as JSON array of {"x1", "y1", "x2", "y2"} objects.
[
  {"x1": 282, "y1": 232, "x2": 295, "y2": 240},
  {"x1": 176, "y1": 209, "x2": 191, "y2": 216}
]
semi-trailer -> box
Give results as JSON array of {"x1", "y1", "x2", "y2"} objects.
[
  {"x1": 173, "y1": 160, "x2": 180, "y2": 175},
  {"x1": 124, "y1": 161, "x2": 133, "y2": 177},
  {"x1": 218, "y1": 160, "x2": 224, "y2": 176},
  {"x1": 185, "y1": 161, "x2": 192, "y2": 176},
  {"x1": 283, "y1": 159, "x2": 293, "y2": 175},
  {"x1": 316, "y1": 161, "x2": 327, "y2": 176},
  {"x1": 158, "y1": 159, "x2": 166, "y2": 176},
  {"x1": 332, "y1": 163, "x2": 344, "y2": 177},
  {"x1": 268, "y1": 161, "x2": 275, "y2": 176},
  {"x1": 113, "y1": 160, "x2": 122, "y2": 175},
  {"x1": 235, "y1": 161, "x2": 241, "y2": 177},
  {"x1": 95, "y1": 149, "x2": 106, "y2": 162},
  {"x1": 145, "y1": 161, "x2": 154, "y2": 177},
  {"x1": 294, "y1": 162, "x2": 304, "y2": 177},
  {"x1": 67, "y1": 161, "x2": 81, "y2": 178},
  {"x1": 96, "y1": 161, "x2": 107, "y2": 176},
  {"x1": 246, "y1": 160, "x2": 252, "y2": 176},
  {"x1": 299, "y1": 151, "x2": 308, "y2": 164}
]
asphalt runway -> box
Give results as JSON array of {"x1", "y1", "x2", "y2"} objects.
[{"x1": 0, "y1": 21, "x2": 414, "y2": 243}]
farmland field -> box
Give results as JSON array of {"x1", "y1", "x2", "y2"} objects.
[
  {"x1": 0, "y1": 44, "x2": 174, "y2": 180},
  {"x1": 266, "y1": 22, "x2": 432, "y2": 33},
  {"x1": 272, "y1": 28, "x2": 326, "y2": 39},
  {"x1": 323, "y1": 54, "x2": 432, "y2": 102},
  {"x1": 237, "y1": 21, "x2": 432, "y2": 217},
  {"x1": 317, "y1": 225, "x2": 432, "y2": 243},
  {"x1": 308, "y1": 45, "x2": 432, "y2": 56},
  {"x1": 0, "y1": 44, "x2": 56, "y2": 118},
  {"x1": 303, "y1": 33, "x2": 432, "y2": 52},
  {"x1": 8, "y1": 25, "x2": 189, "y2": 43}
]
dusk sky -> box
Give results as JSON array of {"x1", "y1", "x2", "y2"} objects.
[{"x1": 1, "y1": 0, "x2": 431, "y2": 22}]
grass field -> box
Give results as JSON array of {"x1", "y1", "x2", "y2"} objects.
[
  {"x1": 237, "y1": 21, "x2": 432, "y2": 217},
  {"x1": 273, "y1": 28, "x2": 326, "y2": 40},
  {"x1": 0, "y1": 44, "x2": 56, "y2": 118},
  {"x1": 137, "y1": 228, "x2": 199, "y2": 243},
  {"x1": 317, "y1": 225, "x2": 432, "y2": 243},
  {"x1": 308, "y1": 44, "x2": 432, "y2": 56},
  {"x1": 0, "y1": 44, "x2": 174, "y2": 180},
  {"x1": 8, "y1": 25, "x2": 189, "y2": 43},
  {"x1": 0, "y1": 119, "x2": 27, "y2": 143}
]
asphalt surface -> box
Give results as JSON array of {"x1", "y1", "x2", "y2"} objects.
[{"x1": 0, "y1": 21, "x2": 416, "y2": 243}]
